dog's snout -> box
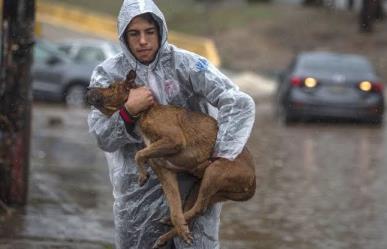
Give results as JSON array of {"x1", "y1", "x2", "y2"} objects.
[{"x1": 86, "y1": 90, "x2": 103, "y2": 107}]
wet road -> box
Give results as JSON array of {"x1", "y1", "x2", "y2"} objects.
[
  {"x1": 0, "y1": 17, "x2": 382, "y2": 249},
  {"x1": 1, "y1": 100, "x2": 387, "y2": 249},
  {"x1": 0, "y1": 104, "x2": 114, "y2": 248},
  {"x1": 220, "y1": 102, "x2": 387, "y2": 249}
]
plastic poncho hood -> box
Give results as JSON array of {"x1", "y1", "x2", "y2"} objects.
[{"x1": 117, "y1": 0, "x2": 168, "y2": 69}]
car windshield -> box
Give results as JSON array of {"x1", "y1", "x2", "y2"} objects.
[
  {"x1": 35, "y1": 40, "x2": 73, "y2": 63},
  {"x1": 298, "y1": 54, "x2": 375, "y2": 75},
  {"x1": 56, "y1": 40, "x2": 121, "y2": 62}
]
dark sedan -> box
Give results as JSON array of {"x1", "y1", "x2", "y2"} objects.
[
  {"x1": 275, "y1": 51, "x2": 385, "y2": 124},
  {"x1": 32, "y1": 40, "x2": 98, "y2": 107}
]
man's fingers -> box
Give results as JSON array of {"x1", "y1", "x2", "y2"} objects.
[{"x1": 125, "y1": 86, "x2": 156, "y2": 114}]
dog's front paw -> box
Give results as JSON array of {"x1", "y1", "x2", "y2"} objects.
[
  {"x1": 138, "y1": 172, "x2": 149, "y2": 186},
  {"x1": 176, "y1": 224, "x2": 193, "y2": 245}
]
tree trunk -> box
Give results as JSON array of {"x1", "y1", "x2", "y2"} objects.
[
  {"x1": 359, "y1": 0, "x2": 378, "y2": 32},
  {"x1": 375, "y1": 0, "x2": 384, "y2": 21},
  {"x1": 0, "y1": 0, "x2": 35, "y2": 206}
]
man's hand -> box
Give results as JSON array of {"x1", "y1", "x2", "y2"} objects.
[{"x1": 124, "y1": 87, "x2": 155, "y2": 116}]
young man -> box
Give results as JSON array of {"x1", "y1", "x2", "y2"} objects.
[{"x1": 87, "y1": 0, "x2": 255, "y2": 248}]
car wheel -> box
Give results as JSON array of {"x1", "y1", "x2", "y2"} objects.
[{"x1": 65, "y1": 85, "x2": 87, "y2": 108}]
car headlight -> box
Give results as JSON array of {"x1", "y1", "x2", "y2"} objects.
[
  {"x1": 304, "y1": 77, "x2": 318, "y2": 88},
  {"x1": 359, "y1": 81, "x2": 372, "y2": 92},
  {"x1": 358, "y1": 81, "x2": 384, "y2": 92}
]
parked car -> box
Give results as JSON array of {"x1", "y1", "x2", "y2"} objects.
[
  {"x1": 275, "y1": 51, "x2": 385, "y2": 124},
  {"x1": 32, "y1": 39, "x2": 98, "y2": 107},
  {"x1": 55, "y1": 38, "x2": 121, "y2": 64}
]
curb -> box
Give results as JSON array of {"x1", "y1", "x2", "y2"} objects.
[{"x1": 227, "y1": 71, "x2": 276, "y2": 101}]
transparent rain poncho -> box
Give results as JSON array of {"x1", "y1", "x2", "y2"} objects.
[{"x1": 87, "y1": 0, "x2": 256, "y2": 248}]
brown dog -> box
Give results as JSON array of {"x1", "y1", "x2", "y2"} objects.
[{"x1": 87, "y1": 70, "x2": 256, "y2": 248}]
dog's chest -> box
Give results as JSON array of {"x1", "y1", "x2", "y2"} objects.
[{"x1": 140, "y1": 132, "x2": 152, "y2": 147}]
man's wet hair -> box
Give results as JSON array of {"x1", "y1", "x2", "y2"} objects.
[
  {"x1": 139, "y1": 13, "x2": 159, "y2": 28},
  {"x1": 128, "y1": 12, "x2": 161, "y2": 42}
]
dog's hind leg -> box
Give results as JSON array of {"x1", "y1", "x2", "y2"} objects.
[
  {"x1": 181, "y1": 159, "x2": 227, "y2": 223},
  {"x1": 153, "y1": 188, "x2": 226, "y2": 249},
  {"x1": 135, "y1": 136, "x2": 184, "y2": 186},
  {"x1": 158, "y1": 158, "x2": 212, "y2": 226},
  {"x1": 159, "y1": 179, "x2": 201, "y2": 226}
]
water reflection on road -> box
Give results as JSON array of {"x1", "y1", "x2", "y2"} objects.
[
  {"x1": 2, "y1": 103, "x2": 115, "y2": 245},
  {"x1": 3, "y1": 102, "x2": 387, "y2": 249},
  {"x1": 220, "y1": 103, "x2": 387, "y2": 249}
]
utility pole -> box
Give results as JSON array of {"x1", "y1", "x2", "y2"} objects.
[{"x1": 0, "y1": 0, "x2": 35, "y2": 206}]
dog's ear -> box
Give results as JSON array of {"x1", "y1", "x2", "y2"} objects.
[{"x1": 125, "y1": 70, "x2": 137, "y2": 89}]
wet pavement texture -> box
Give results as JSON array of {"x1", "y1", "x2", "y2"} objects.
[
  {"x1": 221, "y1": 103, "x2": 387, "y2": 249},
  {"x1": 0, "y1": 104, "x2": 114, "y2": 249},
  {"x1": 1, "y1": 101, "x2": 387, "y2": 249}
]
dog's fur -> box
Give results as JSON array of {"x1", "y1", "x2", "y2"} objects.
[{"x1": 87, "y1": 70, "x2": 256, "y2": 248}]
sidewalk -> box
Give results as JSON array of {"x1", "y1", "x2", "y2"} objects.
[{"x1": 226, "y1": 70, "x2": 276, "y2": 101}]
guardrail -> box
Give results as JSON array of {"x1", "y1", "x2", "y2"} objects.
[{"x1": 36, "y1": 0, "x2": 221, "y2": 67}]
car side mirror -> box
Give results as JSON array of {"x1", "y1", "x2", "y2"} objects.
[{"x1": 46, "y1": 56, "x2": 61, "y2": 65}]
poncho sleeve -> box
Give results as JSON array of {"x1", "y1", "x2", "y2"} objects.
[{"x1": 185, "y1": 56, "x2": 256, "y2": 160}]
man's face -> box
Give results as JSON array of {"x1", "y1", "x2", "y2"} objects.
[{"x1": 126, "y1": 16, "x2": 160, "y2": 65}]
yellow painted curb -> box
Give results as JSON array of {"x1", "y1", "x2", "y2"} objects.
[{"x1": 36, "y1": 0, "x2": 221, "y2": 67}]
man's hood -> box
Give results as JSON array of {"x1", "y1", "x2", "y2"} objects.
[{"x1": 117, "y1": 0, "x2": 168, "y2": 68}]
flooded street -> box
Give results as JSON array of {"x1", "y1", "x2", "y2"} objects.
[
  {"x1": 0, "y1": 103, "x2": 115, "y2": 248},
  {"x1": 2, "y1": 1, "x2": 387, "y2": 247},
  {"x1": 221, "y1": 102, "x2": 387, "y2": 249},
  {"x1": 1, "y1": 100, "x2": 387, "y2": 249}
]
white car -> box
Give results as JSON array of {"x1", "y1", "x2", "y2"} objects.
[{"x1": 55, "y1": 38, "x2": 121, "y2": 64}]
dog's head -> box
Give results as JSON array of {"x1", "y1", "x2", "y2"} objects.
[{"x1": 86, "y1": 70, "x2": 137, "y2": 116}]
